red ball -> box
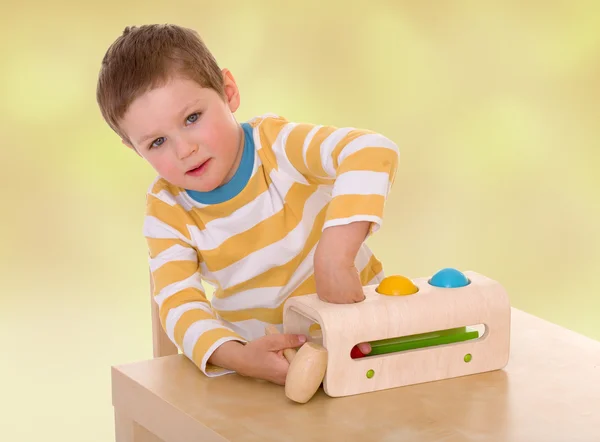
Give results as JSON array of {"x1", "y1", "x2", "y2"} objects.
[{"x1": 350, "y1": 345, "x2": 365, "y2": 359}]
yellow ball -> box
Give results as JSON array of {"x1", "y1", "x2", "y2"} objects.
[{"x1": 376, "y1": 275, "x2": 419, "y2": 296}]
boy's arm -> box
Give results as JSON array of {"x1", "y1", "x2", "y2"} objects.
[
  {"x1": 255, "y1": 115, "x2": 399, "y2": 303},
  {"x1": 256, "y1": 115, "x2": 399, "y2": 236},
  {"x1": 144, "y1": 189, "x2": 247, "y2": 376}
]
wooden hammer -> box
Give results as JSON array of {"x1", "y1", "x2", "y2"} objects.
[{"x1": 264, "y1": 325, "x2": 328, "y2": 404}]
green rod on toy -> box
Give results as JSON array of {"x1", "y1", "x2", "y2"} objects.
[{"x1": 350, "y1": 326, "x2": 480, "y2": 358}]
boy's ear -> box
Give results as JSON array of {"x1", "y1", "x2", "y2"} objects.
[{"x1": 222, "y1": 68, "x2": 240, "y2": 112}]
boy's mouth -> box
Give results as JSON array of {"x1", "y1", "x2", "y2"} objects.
[{"x1": 186, "y1": 159, "x2": 211, "y2": 176}]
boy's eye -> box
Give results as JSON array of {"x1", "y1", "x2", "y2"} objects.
[
  {"x1": 150, "y1": 137, "x2": 165, "y2": 148},
  {"x1": 146, "y1": 112, "x2": 200, "y2": 149},
  {"x1": 186, "y1": 112, "x2": 200, "y2": 125}
]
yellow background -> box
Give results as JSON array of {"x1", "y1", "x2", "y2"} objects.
[{"x1": 2, "y1": 1, "x2": 599, "y2": 440}]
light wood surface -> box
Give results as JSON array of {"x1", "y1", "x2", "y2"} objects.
[
  {"x1": 112, "y1": 308, "x2": 600, "y2": 441},
  {"x1": 284, "y1": 271, "x2": 510, "y2": 397}
]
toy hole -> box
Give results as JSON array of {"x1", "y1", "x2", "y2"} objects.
[{"x1": 351, "y1": 324, "x2": 487, "y2": 359}]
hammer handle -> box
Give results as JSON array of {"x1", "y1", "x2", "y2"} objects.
[{"x1": 264, "y1": 324, "x2": 297, "y2": 363}]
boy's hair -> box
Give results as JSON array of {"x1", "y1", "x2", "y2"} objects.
[{"x1": 96, "y1": 24, "x2": 224, "y2": 143}]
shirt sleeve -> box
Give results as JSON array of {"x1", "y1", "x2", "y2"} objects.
[
  {"x1": 255, "y1": 115, "x2": 400, "y2": 235},
  {"x1": 144, "y1": 188, "x2": 247, "y2": 376}
]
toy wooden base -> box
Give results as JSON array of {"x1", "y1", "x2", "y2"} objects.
[
  {"x1": 111, "y1": 309, "x2": 600, "y2": 441},
  {"x1": 283, "y1": 270, "x2": 510, "y2": 398}
]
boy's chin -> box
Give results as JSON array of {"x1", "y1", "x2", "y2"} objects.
[{"x1": 185, "y1": 175, "x2": 226, "y2": 193}]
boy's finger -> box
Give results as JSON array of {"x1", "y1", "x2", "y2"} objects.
[
  {"x1": 267, "y1": 333, "x2": 307, "y2": 351},
  {"x1": 352, "y1": 290, "x2": 366, "y2": 302},
  {"x1": 357, "y1": 342, "x2": 371, "y2": 354}
]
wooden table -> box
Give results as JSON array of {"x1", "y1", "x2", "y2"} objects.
[{"x1": 112, "y1": 309, "x2": 600, "y2": 441}]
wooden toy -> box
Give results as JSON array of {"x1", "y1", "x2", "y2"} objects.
[
  {"x1": 280, "y1": 268, "x2": 511, "y2": 399},
  {"x1": 264, "y1": 325, "x2": 328, "y2": 404}
]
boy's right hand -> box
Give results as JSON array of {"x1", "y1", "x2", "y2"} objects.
[{"x1": 237, "y1": 333, "x2": 307, "y2": 385}]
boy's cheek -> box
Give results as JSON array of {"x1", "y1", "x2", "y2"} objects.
[
  {"x1": 149, "y1": 156, "x2": 179, "y2": 179},
  {"x1": 162, "y1": 165, "x2": 181, "y2": 181}
]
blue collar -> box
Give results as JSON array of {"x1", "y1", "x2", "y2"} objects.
[{"x1": 185, "y1": 122, "x2": 255, "y2": 204}]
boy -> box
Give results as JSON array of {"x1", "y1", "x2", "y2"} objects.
[{"x1": 96, "y1": 24, "x2": 399, "y2": 386}]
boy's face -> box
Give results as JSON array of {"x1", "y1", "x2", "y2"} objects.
[{"x1": 119, "y1": 70, "x2": 243, "y2": 193}]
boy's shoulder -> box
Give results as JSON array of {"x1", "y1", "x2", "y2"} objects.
[
  {"x1": 245, "y1": 113, "x2": 318, "y2": 155},
  {"x1": 146, "y1": 175, "x2": 179, "y2": 199},
  {"x1": 145, "y1": 176, "x2": 193, "y2": 211},
  {"x1": 246, "y1": 112, "x2": 288, "y2": 128},
  {"x1": 246, "y1": 113, "x2": 306, "y2": 140}
]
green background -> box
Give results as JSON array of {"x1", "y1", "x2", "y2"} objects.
[{"x1": 2, "y1": 1, "x2": 599, "y2": 440}]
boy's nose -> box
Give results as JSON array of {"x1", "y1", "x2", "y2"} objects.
[{"x1": 176, "y1": 139, "x2": 198, "y2": 159}]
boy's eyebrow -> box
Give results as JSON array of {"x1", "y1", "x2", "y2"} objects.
[{"x1": 136, "y1": 98, "x2": 203, "y2": 145}]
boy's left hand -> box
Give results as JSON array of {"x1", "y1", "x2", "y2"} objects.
[
  {"x1": 314, "y1": 254, "x2": 365, "y2": 303},
  {"x1": 314, "y1": 221, "x2": 371, "y2": 304}
]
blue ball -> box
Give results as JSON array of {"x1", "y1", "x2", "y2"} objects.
[{"x1": 429, "y1": 268, "x2": 470, "y2": 288}]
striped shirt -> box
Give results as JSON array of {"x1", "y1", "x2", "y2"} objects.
[{"x1": 144, "y1": 114, "x2": 400, "y2": 376}]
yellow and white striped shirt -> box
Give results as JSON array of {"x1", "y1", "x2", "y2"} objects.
[{"x1": 144, "y1": 114, "x2": 399, "y2": 376}]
